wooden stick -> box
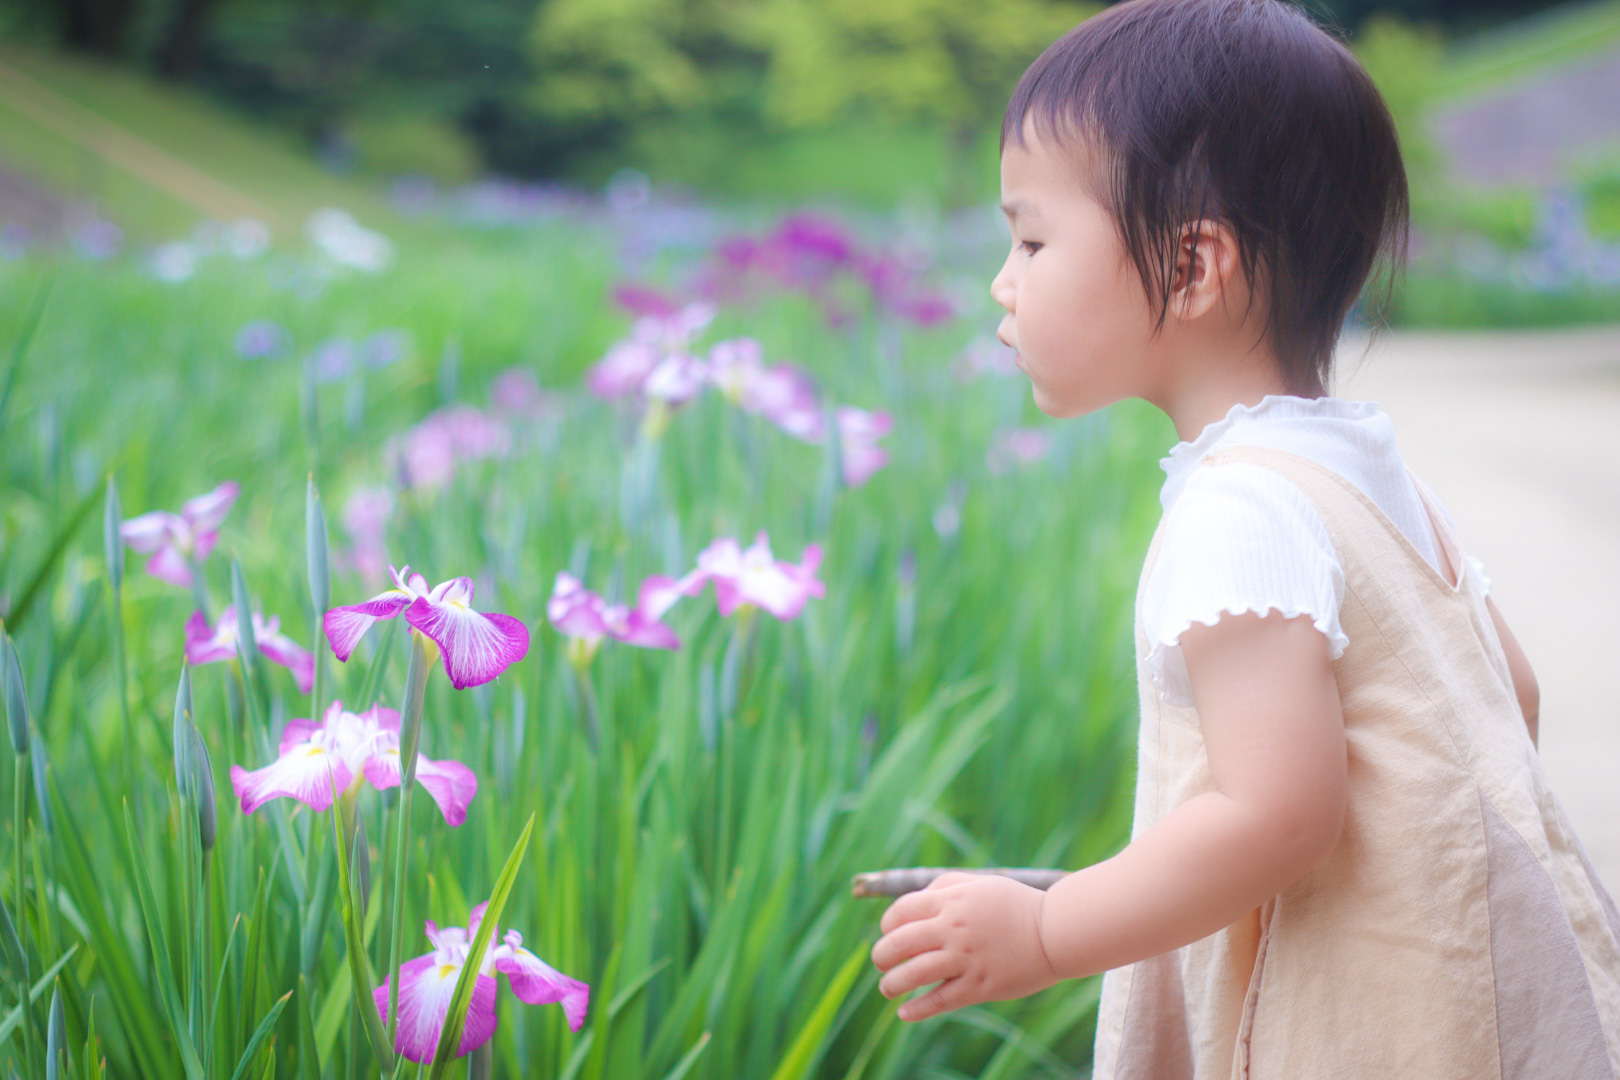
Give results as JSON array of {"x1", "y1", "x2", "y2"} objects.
[{"x1": 850, "y1": 867, "x2": 1068, "y2": 898}]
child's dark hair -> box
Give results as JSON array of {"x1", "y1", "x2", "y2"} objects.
[{"x1": 1001, "y1": 0, "x2": 1408, "y2": 397}]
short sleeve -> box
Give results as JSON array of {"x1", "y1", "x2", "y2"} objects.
[{"x1": 1141, "y1": 463, "x2": 1349, "y2": 708}]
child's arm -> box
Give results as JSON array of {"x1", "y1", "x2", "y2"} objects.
[
  {"x1": 872, "y1": 610, "x2": 1346, "y2": 1020},
  {"x1": 1485, "y1": 594, "x2": 1540, "y2": 748}
]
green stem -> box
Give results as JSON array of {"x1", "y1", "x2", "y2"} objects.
[
  {"x1": 385, "y1": 636, "x2": 431, "y2": 1058},
  {"x1": 109, "y1": 579, "x2": 133, "y2": 803},
  {"x1": 570, "y1": 659, "x2": 600, "y2": 755},
  {"x1": 312, "y1": 611, "x2": 324, "y2": 717},
  {"x1": 15, "y1": 755, "x2": 35, "y2": 1077},
  {"x1": 188, "y1": 554, "x2": 211, "y2": 623}
]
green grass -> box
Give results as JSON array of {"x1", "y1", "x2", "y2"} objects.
[
  {"x1": 0, "y1": 220, "x2": 1166, "y2": 1077},
  {"x1": 0, "y1": 42, "x2": 409, "y2": 243},
  {"x1": 1430, "y1": 0, "x2": 1620, "y2": 101}
]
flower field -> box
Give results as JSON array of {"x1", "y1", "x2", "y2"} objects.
[{"x1": 0, "y1": 196, "x2": 1167, "y2": 1078}]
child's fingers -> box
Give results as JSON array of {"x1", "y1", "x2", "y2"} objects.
[
  {"x1": 879, "y1": 889, "x2": 942, "y2": 935},
  {"x1": 880, "y1": 948, "x2": 961, "y2": 1002},
  {"x1": 870, "y1": 918, "x2": 941, "y2": 973},
  {"x1": 897, "y1": 976, "x2": 970, "y2": 1022}
]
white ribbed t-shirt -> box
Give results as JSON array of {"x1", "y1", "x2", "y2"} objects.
[{"x1": 1142, "y1": 394, "x2": 1492, "y2": 708}]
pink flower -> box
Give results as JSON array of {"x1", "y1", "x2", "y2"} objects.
[
  {"x1": 833, "y1": 407, "x2": 893, "y2": 487},
  {"x1": 766, "y1": 402, "x2": 893, "y2": 487},
  {"x1": 374, "y1": 902, "x2": 589, "y2": 1063},
  {"x1": 185, "y1": 606, "x2": 315, "y2": 694},
  {"x1": 228, "y1": 700, "x2": 476, "y2": 824},
  {"x1": 387, "y1": 407, "x2": 511, "y2": 493},
  {"x1": 119, "y1": 481, "x2": 240, "y2": 587},
  {"x1": 684, "y1": 533, "x2": 824, "y2": 620},
  {"x1": 987, "y1": 428, "x2": 1051, "y2": 475},
  {"x1": 323, "y1": 564, "x2": 529, "y2": 690},
  {"x1": 546, "y1": 571, "x2": 688, "y2": 664},
  {"x1": 585, "y1": 302, "x2": 716, "y2": 400},
  {"x1": 340, "y1": 486, "x2": 394, "y2": 581}
]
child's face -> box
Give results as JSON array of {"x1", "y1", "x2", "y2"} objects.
[{"x1": 991, "y1": 126, "x2": 1160, "y2": 419}]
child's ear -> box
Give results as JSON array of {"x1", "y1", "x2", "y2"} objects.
[{"x1": 1168, "y1": 219, "x2": 1242, "y2": 322}]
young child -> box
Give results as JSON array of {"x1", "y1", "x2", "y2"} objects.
[{"x1": 868, "y1": 0, "x2": 1620, "y2": 1075}]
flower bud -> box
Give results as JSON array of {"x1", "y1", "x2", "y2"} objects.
[{"x1": 190, "y1": 728, "x2": 216, "y2": 855}]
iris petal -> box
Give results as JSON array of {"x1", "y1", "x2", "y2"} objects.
[
  {"x1": 362, "y1": 747, "x2": 477, "y2": 827},
  {"x1": 374, "y1": 955, "x2": 499, "y2": 1064},
  {"x1": 323, "y1": 591, "x2": 413, "y2": 661},
  {"x1": 258, "y1": 629, "x2": 316, "y2": 694},
  {"x1": 405, "y1": 598, "x2": 529, "y2": 690},
  {"x1": 180, "y1": 481, "x2": 240, "y2": 533},
  {"x1": 495, "y1": 931, "x2": 590, "y2": 1031},
  {"x1": 120, "y1": 512, "x2": 181, "y2": 553},
  {"x1": 184, "y1": 609, "x2": 236, "y2": 665},
  {"x1": 229, "y1": 744, "x2": 350, "y2": 814}
]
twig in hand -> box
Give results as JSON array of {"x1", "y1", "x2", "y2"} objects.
[{"x1": 850, "y1": 867, "x2": 1068, "y2": 898}]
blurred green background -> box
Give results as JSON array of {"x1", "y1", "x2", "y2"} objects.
[
  {"x1": 1, "y1": 2, "x2": 1618, "y2": 1079},
  {"x1": 1, "y1": 0, "x2": 1619, "y2": 324}
]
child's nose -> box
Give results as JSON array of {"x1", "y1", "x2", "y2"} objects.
[{"x1": 990, "y1": 256, "x2": 1016, "y2": 313}]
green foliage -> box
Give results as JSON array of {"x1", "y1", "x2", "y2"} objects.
[
  {"x1": 1424, "y1": 188, "x2": 1541, "y2": 251},
  {"x1": 1391, "y1": 273, "x2": 1620, "y2": 327},
  {"x1": 1352, "y1": 15, "x2": 1447, "y2": 187},
  {"x1": 0, "y1": 219, "x2": 1160, "y2": 1076},
  {"x1": 346, "y1": 114, "x2": 482, "y2": 185},
  {"x1": 1574, "y1": 147, "x2": 1620, "y2": 240},
  {"x1": 527, "y1": 0, "x2": 1094, "y2": 201},
  {"x1": 723, "y1": 0, "x2": 1097, "y2": 131}
]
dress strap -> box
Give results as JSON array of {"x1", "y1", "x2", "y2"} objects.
[{"x1": 1198, "y1": 445, "x2": 1469, "y2": 603}]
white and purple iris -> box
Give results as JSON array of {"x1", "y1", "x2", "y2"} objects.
[
  {"x1": 585, "y1": 301, "x2": 716, "y2": 400},
  {"x1": 185, "y1": 605, "x2": 315, "y2": 694},
  {"x1": 229, "y1": 700, "x2": 477, "y2": 825},
  {"x1": 119, "y1": 481, "x2": 240, "y2": 587},
  {"x1": 546, "y1": 571, "x2": 689, "y2": 664},
  {"x1": 688, "y1": 533, "x2": 825, "y2": 621},
  {"x1": 323, "y1": 565, "x2": 530, "y2": 690},
  {"x1": 699, "y1": 339, "x2": 892, "y2": 487},
  {"x1": 374, "y1": 902, "x2": 589, "y2": 1063}
]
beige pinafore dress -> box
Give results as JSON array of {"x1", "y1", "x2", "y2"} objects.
[{"x1": 1091, "y1": 445, "x2": 1620, "y2": 1079}]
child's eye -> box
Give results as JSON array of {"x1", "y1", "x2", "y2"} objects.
[{"x1": 1020, "y1": 240, "x2": 1043, "y2": 256}]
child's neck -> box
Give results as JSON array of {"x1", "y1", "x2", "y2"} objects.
[{"x1": 1150, "y1": 341, "x2": 1301, "y2": 445}]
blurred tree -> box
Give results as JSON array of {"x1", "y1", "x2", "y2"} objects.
[
  {"x1": 728, "y1": 0, "x2": 1097, "y2": 203},
  {"x1": 1353, "y1": 14, "x2": 1446, "y2": 182},
  {"x1": 527, "y1": 0, "x2": 1097, "y2": 202}
]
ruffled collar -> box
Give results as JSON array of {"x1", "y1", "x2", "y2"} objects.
[{"x1": 1158, "y1": 393, "x2": 1385, "y2": 507}]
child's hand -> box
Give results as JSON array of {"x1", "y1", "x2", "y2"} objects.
[{"x1": 870, "y1": 871, "x2": 1061, "y2": 1021}]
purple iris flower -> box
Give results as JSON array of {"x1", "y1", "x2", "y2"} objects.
[
  {"x1": 185, "y1": 605, "x2": 315, "y2": 694},
  {"x1": 360, "y1": 329, "x2": 410, "y2": 369},
  {"x1": 765, "y1": 400, "x2": 892, "y2": 488},
  {"x1": 119, "y1": 481, "x2": 240, "y2": 587},
  {"x1": 340, "y1": 486, "x2": 395, "y2": 582},
  {"x1": 228, "y1": 700, "x2": 476, "y2": 824},
  {"x1": 585, "y1": 302, "x2": 715, "y2": 400},
  {"x1": 234, "y1": 320, "x2": 287, "y2": 360},
  {"x1": 612, "y1": 283, "x2": 680, "y2": 319},
  {"x1": 546, "y1": 572, "x2": 688, "y2": 663},
  {"x1": 310, "y1": 338, "x2": 357, "y2": 383},
  {"x1": 373, "y1": 902, "x2": 589, "y2": 1063},
  {"x1": 704, "y1": 338, "x2": 822, "y2": 433},
  {"x1": 323, "y1": 565, "x2": 529, "y2": 690},
  {"x1": 832, "y1": 407, "x2": 893, "y2": 487},
  {"x1": 387, "y1": 406, "x2": 511, "y2": 493},
  {"x1": 684, "y1": 533, "x2": 824, "y2": 621}
]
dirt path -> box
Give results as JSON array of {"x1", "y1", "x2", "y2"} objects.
[{"x1": 1338, "y1": 324, "x2": 1620, "y2": 893}]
